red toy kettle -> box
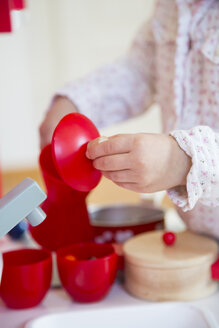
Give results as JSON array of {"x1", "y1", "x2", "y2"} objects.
[
  {"x1": 29, "y1": 144, "x2": 94, "y2": 251},
  {"x1": 30, "y1": 113, "x2": 103, "y2": 250}
]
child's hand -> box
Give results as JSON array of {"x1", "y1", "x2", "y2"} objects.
[
  {"x1": 86, "y1": 133, "x2": 191, "y2": 193},
  {"x1": 39, "y1": 96, "x2": 77, "y2": 149}
]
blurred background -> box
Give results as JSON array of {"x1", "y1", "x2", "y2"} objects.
[
  {"x1": 0, "y1": 0, "x2": 159, "y2": 169},
  {"x1": 0, "y1": 0, "x2": 166, "y2": 205}
]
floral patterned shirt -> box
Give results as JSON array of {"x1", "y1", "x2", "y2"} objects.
[{"x1": 55, "y1": 0, "x2": 219, "y2": 238}]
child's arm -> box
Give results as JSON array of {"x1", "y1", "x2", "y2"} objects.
[
  {"x1": 168, "y1": 126, "x2": 219, "y2": 211},
  {"x1": 40, "y1": 21, "x2": 156, "y2": 149},
  {"x1": 39, "y1": 96, "x2": 78, "y2": 149},
  {"x1": 86, "y1": 125, "x2": 219, "y2": 213}
]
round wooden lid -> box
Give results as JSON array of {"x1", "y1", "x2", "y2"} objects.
[{"x1": 123, "y1": 230, "x2": 218, "y2": 269}]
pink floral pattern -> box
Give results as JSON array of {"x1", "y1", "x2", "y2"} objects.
[{"x1": 54, "y1": 0, "x2": 219, "y2": 238}]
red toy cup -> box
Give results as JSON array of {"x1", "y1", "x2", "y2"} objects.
[
  {"x1": 56, "y1": 242, "x2": 118, "y2": 303},
  {"x1": 52, "y1": 113, "x2": 102, "y2": 192},
  {"x1": 0, "y1": 248, "x2": 52, "y2": 309}
]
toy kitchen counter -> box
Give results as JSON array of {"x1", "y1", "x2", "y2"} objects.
[
  {"x1": 0, "y1": 279, "x2": 219, "y2": 328},
  {"x1": 1, "y1": 207, "x2": 219, "y2": 327},
  {"x1": 1, "y1": 230, "x2": 219, "y2": 328},
  {"x1": 1, "y1": 170, "x2": 219, "y2": 327}
]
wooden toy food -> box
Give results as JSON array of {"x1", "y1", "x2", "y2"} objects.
[{"x1": 124, "y1": 230, "x2": 218, "y2": 301}]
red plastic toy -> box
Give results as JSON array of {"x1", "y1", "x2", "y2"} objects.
[
  {"x1": 29, "y1": 144, "x2": 94, "y2": 251},
  {"x1": 0, "y1": 0, "x2": 26, "y2": 33},
  {"x1": 52, "y1": 113, "x2": 102, "y2": 192},
  {"x1": 11, "y1": 0, "x2": 26, "y2": 10},
  {"x1": 0, "y1": 0, "x2": 11, "y2": 32},
  {"x1": 56, "y1": 242, "x2": 118, "y2": 303},
  {"x1": 0, "y1": 248, "x2": 52, "y2": 309},
  {"x1": 162, "y1": 231, "x2": 176, "y2": 246},
  {"x1": 211, "y1": 258, "x2": 219, "y2": 280}
]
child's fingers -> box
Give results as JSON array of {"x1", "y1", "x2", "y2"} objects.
[
  {"x1": 102, "y1": 169, "x2": 136, "y2": 183},
  {"x1": 93, "y1": 153, "x2": 131, "y2": 171},
  {"x1": 114, "y1": 181, "x2": 140, "y2": 192},
  {"x1": 86, "y1": 134, "x2": 134, "y2": 159}
]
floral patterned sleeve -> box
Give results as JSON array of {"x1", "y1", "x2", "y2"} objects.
[
  {"x1": 168, "y1": 126, "x2": 219, "y2": 211},
  {"x1": 54, "y1": 21, "x2": 156, "y2": 129}
]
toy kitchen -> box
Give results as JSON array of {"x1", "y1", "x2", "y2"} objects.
[
  {"x1": 0, "y1": 110, "x2": 219, "y2": 327},
  {"x1": 1, "y1": 1, "x2": 219, "y2": 328}
]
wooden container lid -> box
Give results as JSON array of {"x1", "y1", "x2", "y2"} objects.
[{"x1": 124, "y1": 230, "x2": 218, "y2": 269}]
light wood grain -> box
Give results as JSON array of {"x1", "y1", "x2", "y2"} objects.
[
  {"x1": 124, "y1": 230, "x2": 218, "y2": 268},
  {"x1": 124, "y1": 230, "x2": 218, "y2": 301}
]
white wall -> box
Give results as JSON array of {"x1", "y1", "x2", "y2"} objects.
[{"x1": 0, "y1": 0, "x2": 159, "y2": 170}]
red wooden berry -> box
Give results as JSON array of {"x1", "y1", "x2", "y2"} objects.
[{"x1": 162, "y1": 231, "x2": 176, "y2": 246}]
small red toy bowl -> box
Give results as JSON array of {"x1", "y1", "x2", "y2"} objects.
[
  {"x1": 52, "y1": 113, "x2": 102, "y2": 192},
  {"x1": 0, "y1": 248, "x2": 52, "y2": 309},
  {"x1": 56, "y1": 242, "x2": 118, "y2": 303}
]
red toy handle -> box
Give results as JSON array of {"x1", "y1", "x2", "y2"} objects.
[{"x1": 211, "y1": 257, "x2": 219, "y2": 280}]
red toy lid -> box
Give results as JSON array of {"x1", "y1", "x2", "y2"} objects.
[{"x1": 52, "y1": 113, "x2": 102, "y2": 192}]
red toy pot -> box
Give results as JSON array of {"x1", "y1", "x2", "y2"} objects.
[
  {"x1": 0, "y1": 248, "x2": 52, "y2": 309},
  {"x1": 56, "y1": 242, "x2": 118, "y2": 303},
  {"x1": 90, "y1": 204, "x2": 164, "y2": 244},
  {"x1": 29, "y1": 145, "x2": 94, "y2": 251}
]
